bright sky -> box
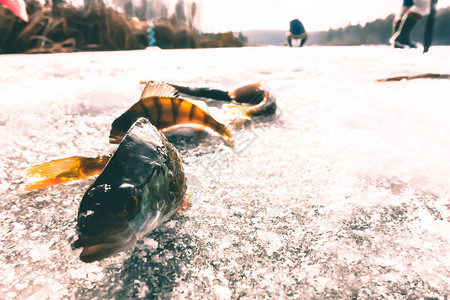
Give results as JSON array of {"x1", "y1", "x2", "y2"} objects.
[{"x1": 193, "y1": 0, "x2": 450, "y2": 32}]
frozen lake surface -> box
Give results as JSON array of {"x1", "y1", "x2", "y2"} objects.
[{"x1": 0, "y1": 46, "x2": 449, "y2": 299}]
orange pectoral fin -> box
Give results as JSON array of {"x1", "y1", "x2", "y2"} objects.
[
  {"x1": 25, "y1": 177, "x2": 77, "y2": 191},
  {"x1": 25, "y1": 156, "x2": 109, "y2": 190},
  {"x1": 178, "y1": 192, "x2": 192, "y2": 211}
]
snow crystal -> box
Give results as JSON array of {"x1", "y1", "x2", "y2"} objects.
[{"x1": 214, "y1": 285, "x2": 232, "y2": 300}]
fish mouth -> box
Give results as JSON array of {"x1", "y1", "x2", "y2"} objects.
[
  {"x1": 72, "y1": 228, "x2": 136, "y2": 263},
  {"x1": 79, "y1": 243, "x2": 125, "y2": 263}
]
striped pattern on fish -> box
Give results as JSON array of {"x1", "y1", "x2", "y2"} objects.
[{"x1": 109, "y1": 82, "x2": 232, "y2": 144}]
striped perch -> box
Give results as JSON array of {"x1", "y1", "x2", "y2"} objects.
[{"x1": 110, "y1": 81, "x2": 233, "y2": 144}]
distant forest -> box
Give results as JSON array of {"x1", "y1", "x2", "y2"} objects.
[
  {"x1": 313, "y1": 7, "x2": 450, "y2": 45},
  {"x1": 244, "y1": 7, "x2": 450, "y2": 46}
]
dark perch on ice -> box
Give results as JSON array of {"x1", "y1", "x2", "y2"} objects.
[{"x1": 376, "y1": 73, "x2": 450, "y2": 82}]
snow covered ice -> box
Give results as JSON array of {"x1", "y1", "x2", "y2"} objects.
[{"x1": 0, "y1": 46, "x2": 449, "y2": 299}]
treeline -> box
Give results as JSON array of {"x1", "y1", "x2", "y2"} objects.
[
  {"x1": 311, "y1": 7, "x2": 450, "y2": 46},
  {"x1": 0, "y1": 0, "x2": 244, "y2": 54}
]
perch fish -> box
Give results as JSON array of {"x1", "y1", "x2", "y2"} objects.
[
  {"x1": 140, "y1": 81, "x2": 278, "y2": 118},
  {"x1": 109, "y1": 81, "x2": 233, "y2": 144},
  {"x1": 71, "y1": 118, "x2": 187, "y2": 262},
  {"x1": 27, "y1": 118, "x2": 187, "y2": 262}
]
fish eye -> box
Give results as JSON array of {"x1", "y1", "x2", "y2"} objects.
[{"x1": 122, "y1": 195, "x2": 139, "y2": 219}]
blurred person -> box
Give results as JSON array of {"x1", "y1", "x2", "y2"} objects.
[
  {"x1": 175, "y1": 0, "x2": 186, "y2": 21},
  {"x1": 390, "y1": 0, "x2": 431, "y2": 48},
  {"x1": 286, "y1": 19, "x2": 308, "y2": 47}
]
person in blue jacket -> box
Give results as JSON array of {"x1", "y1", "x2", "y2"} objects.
[
  {"x1": 286, "y1": 19, "x2": 308, "y2": 47},
  {"x1": 391, "y1": 0, "x2": 431, "y2": 48}
]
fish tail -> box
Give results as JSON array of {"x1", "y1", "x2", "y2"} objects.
[
  {"x1": 202, "y1": 113, "x2": 233, "y2": 139},
  {"x1": 25, "y1": 155, "x2": 110, "y2": 190},
  {"x1": 227, "y1": 104, "x2": 252, "y2": 118},
  {"x1": 175, "y1": 98, "x2": 233, "y2": 139},
  {"x1": 218, "y1": 122, "x2": 233, "y2": 139}
]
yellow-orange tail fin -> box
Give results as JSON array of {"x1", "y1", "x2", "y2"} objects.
[
  {"x1": 226, "y1": 104, "x2": 252, "y2": 119},
  {"x1": 25, "y1": 155, "x2": 110, "y2": 191}
]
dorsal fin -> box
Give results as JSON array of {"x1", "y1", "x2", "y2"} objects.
[{"x1": 140, "y1": 81, "x2": 179, "y2": 99}]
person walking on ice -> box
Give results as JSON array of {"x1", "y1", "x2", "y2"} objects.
[{"x1": 391, "y1": 0, "x2": 432, "y2": 48}]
